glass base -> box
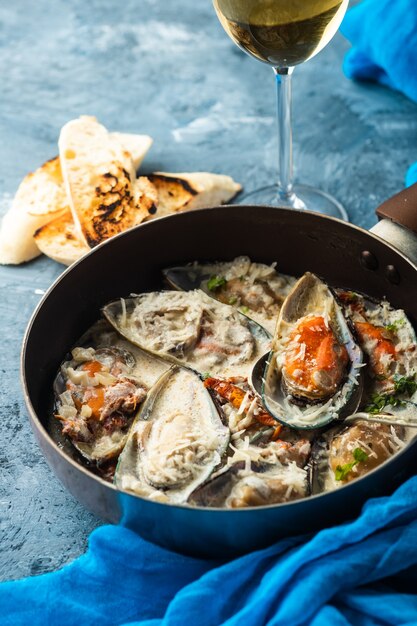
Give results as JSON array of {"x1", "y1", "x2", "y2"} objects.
[{"x1": 240, "y1": 183, "x2": 348, "y2": 221}]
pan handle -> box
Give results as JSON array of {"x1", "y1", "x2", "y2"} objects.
[
  {"x1": 375, "y1": 182, "x2": 417, "y2": 234},
  {"x1": 370, "y1": 183, "x2": 417, "y2": 266}
]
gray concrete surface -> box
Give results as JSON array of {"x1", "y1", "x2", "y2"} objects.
[{"x1": 1, "y1": 0, "x2": 417, "y2": 581}]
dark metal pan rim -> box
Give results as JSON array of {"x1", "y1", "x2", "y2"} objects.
[{"x1": 20, "y1": 204, "x2": 417, "y2": 514}]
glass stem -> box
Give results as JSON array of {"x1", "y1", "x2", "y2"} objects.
[{"x1": 274, "y1": 66, "x2": 295, "y2": 202}]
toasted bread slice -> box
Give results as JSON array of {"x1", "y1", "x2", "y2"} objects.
[
  {"x1": 59, "y1": 116, "x2": 157, "y2": 247},
  {"x1": 110, "y1": 132, "x2": 153, "y2": 171},
  {"x1": 35, "y1": 177, "x2": 157, "y2": 266},
  {"x1": 0, "y1": 124, "x2": 152, "y2": 265},
  {"x1": 34, "y1": 209, "x2": 90, "y2": 266},
  {"x1": 0, "y1": 157, "x2": 69, "y2": 264},
  {"x1": 147, "y1": 172, "x2": 242, "y2": 219}
]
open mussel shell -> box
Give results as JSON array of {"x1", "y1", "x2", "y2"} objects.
[
  {"x1": 188, "y1": 462, "x2": 244, "y2": 508},
  {"x1": 336, "y1": 289, "x2": 417, "y2": 344},
  {"x1": 262, "y1": 272, "x2": 364, "y2": 430},
  {"x1": 335, "y1": 289, "x2": 417, "y2": 395},
  {"x1": 163, "y1": 257, "x2": 296, "y2": 335},
  {"x1": 114, "y1": 366, "x2": 230, "y2": 504},
  {"x1": 163, "y1": 263, "x2": 211, "y2": 292},
  {"x1": 310, "y1": 417, "x2": 408, "y2": 495},
  {"x1": 103, "y1": 289, "x2": 271, "y2": 379},
  {"x1": 53, "y1": 346, "x2": 142, "y2": 463},
  {"x1": 53, "y1": 370, "x2": 123, "y2": 463},
  {"x1": 189, "y1": 460, "x2": 309, "y2": 508}
]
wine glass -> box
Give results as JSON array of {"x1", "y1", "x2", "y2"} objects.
[{"x1": 213, "y1": 0, "x2": 349, "y2": 219}]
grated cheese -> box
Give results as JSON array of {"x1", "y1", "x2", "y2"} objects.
[
  {"x1": 237, "y1": 391, "x2": 251, "y2": 416},
  {"x1": 389, "y1": 426, "x2": 405, "y2": 450},
  {"x1": 66, "y1": 367, "x2": 97, "y2": 387},
  {"x1": 57, "y1": 405, "x2": 77, "y2": 419},
  {"x1": 348, "y1": 373, "x2": 360, "y2": 386},
  {"x1": 120, "y1": 298, "x2": 127, "y2": 327},
  {"x1": 71, "y1": 346, "x2": 96, "y2": 363},
  {"x1": 94, "y1": 372, "x2": 118, "y2": 386},
  {"x1": 80, "y1": 404, "x2": 93, "y2": 418}
]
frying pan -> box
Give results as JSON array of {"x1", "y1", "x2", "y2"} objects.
[{"x1": 21, "y1": 184, "x2": 417, "y2": 558}]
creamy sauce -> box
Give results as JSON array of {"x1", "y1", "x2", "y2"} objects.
[{"x1": 52, "y1": 266, "x2": 417, "y2": 508}]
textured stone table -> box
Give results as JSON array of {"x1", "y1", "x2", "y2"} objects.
[{"x1": 1, "y1": 0, "x2": 417, "y2": 581}]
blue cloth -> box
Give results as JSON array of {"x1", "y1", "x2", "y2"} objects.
[
  {"x1": 405, "y1": 163, "x2": 417, "y2": 188},
  {"x1": 341, "y1": 0, "x2": 417, "y2": 103},
  {"x1": 2, "y1": 476, "x2": 417, "y2": 626},
  {"x1": 341, "y1": 0, "x2": 417, "y2": 186}
]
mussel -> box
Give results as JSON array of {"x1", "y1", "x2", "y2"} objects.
[
  {"x1": 263, "y1": 273, "x2": 364, "y2": 429},
  {"x1": 189, "y1": 461, "x2": 309, "y2": 508},
  {"x1": 115, "y1": 366, "x2": 230, "y2": 504},
  {"x1": 311, "y1": 418, "x2": 407, "y2": 494},
  {"x1": 103, "y1": 289, "x2": 271, "y2": 379},
  {"x1": 54, "y1": 345, "x2": 147, "y2": 462},
  {"x1": 163, "y1": 256, "x2": 296, "y2": 333},
  {"x1": 336, "y1": 289, "x2": 417, "y2": 398}
]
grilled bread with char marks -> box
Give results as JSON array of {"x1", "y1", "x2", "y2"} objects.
[
  {"x1": 147, "y1": 172, "x2": 241, "y2": 218},
  {"x1": 59, "y1": 116, "x2": 157, "y2": 247},
  {"x1": 0, "y1": 123, "x2": 152, "y2": 264}
]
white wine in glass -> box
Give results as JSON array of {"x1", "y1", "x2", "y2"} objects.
[{"x1": 213, "y1": 0, "x2": 349, "y2": 218}]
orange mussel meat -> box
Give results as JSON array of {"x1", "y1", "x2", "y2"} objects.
[
  {"x1": 67, "y1": 360, "x2": 106, "y2": 420},
  {"x1": 204, "y1": 377, "x2": 279, "y2": 431},
  {"x1": 354, "y1": 321, "x2": 397, "y2": 379},
  {"x1": 283, "y1": 315, "x2": 349, "y2": 399}
]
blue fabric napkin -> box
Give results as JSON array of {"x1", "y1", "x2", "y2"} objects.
[
  {"x1": 341, "y1": 0, "x2": 417, "y2": 186},
  {"x1": 2, "y1": 476, "x2": 417, "y2": 626}
]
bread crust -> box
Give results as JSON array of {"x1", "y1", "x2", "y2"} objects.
[{"x1": 34, "y1": 209, "x2": 90, "y2": 266}]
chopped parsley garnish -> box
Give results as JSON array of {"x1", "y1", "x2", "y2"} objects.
[
  {"x1": 228, "y1": 296, "x2": 238, "y2": 305},
  {"x1": 393, "y1": 375, "x2": 417, "y2": 397},
  {"x1": 385, "y1": 319, "x2": 406, "y2": 333},
  {"x1": 240, "y1": 306, "x2": 250, "y2": 315},
  {"x1": 202, "y1": 372, "x2": 212, "y2": 380},
  {"x1": 207, "y1": 275, "x2": 227, "y2": 291},
  {"x1": 353, "y1": 447, "x2": 368, "y2": 462},
  {"x1": 365, "y1": 375, "x2": 417, "y2": 414},
  {"x1": 365, "y1": 392, "x2": 401, "y2": 415},
  {"x1": 335, "y1": 447, "x2": 369, "y2": 481},
  {"x1": 335, "y1": 462, "x2": 356, "y2": 481}
]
